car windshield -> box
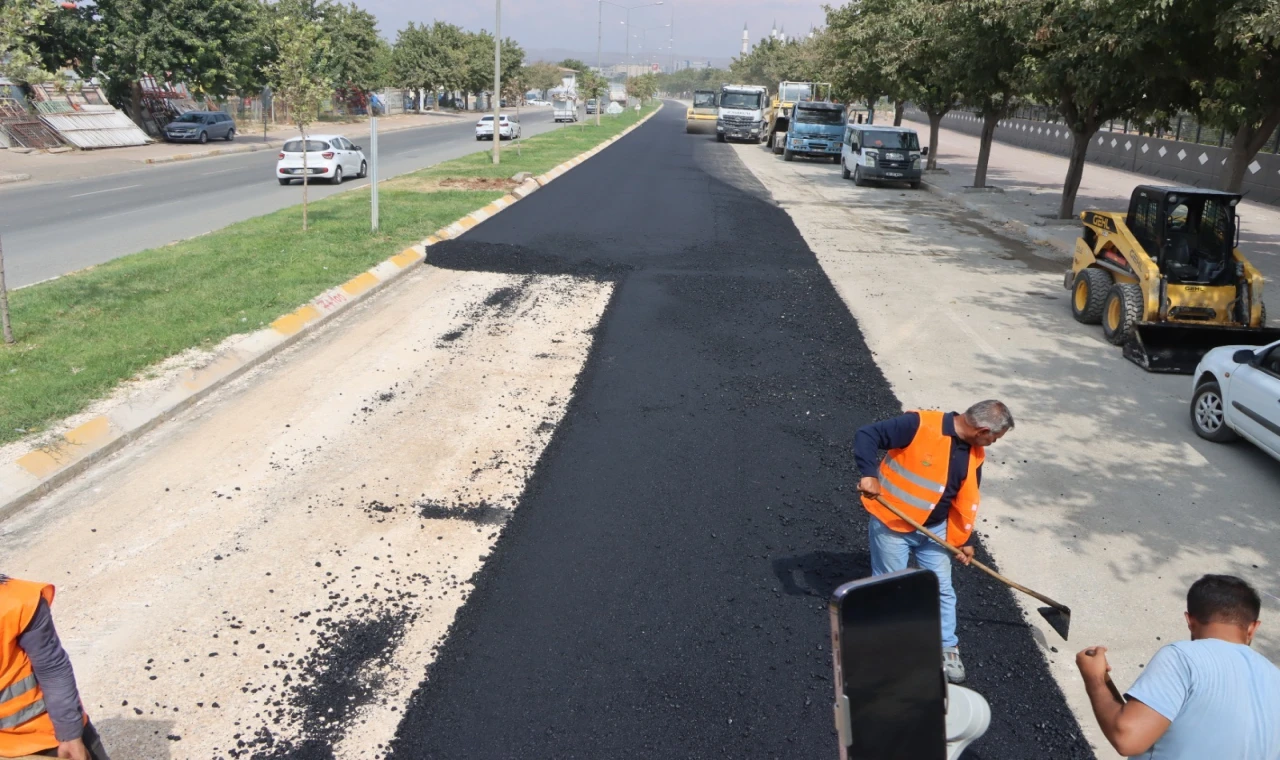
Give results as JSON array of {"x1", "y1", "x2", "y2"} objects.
[
  {"x1": 282, "y1": 139, "x2": 331, "y2": 152},
  {"x1": 862, "y1": 131, "x2": 920, "y2": 150},
  {"x1": 693, "y1": 92, "x2": 717, "y2": 108},
  {"x1": 794, "y1": 107, "x2": 844, "y2": 125},
  {"x1": 175, "y1": 113, "x2": 207, "y2": 123},
  {"x1": 480, "y1": 116, "x2": 494, "y2": 121},
  {"x1": 719, "y1": 92, "x2": 761, "y2": 109},
  {"x1": 780, "y1": 83, "x2": 812, "y2": 102}
]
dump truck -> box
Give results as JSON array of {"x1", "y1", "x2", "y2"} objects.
[
  {"x1": 781, "y1": 101, "x2": 846, "y2": 162},
  {"x1": 766, "y1": 81, "x2": 831, "y2": 154},
  {"x1": 714, "y1": 84, "x2": 768, "y2": 143},
  {"x1": 1066, "y1": 185, "x2": 1280, "y2": 372},
  {"x1": 686, "y1": 89, "x2": 718, "y2": 134}
]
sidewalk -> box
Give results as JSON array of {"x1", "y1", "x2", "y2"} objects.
[
  {"x1": 905, "y1": 118, "x2": 1280, "y2": 288},
  {"x1": 0, "y1": 108, "x2": 479, "y2": 185}
]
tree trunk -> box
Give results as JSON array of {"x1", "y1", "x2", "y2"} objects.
[
  {"x1": 925, "y1": 108, "x2": 946, "y2": 171},
  {"x1": 1222, "y1": 108, "x2": 1280, "y2": 193},
  {"x1": 130, "y1": 81, "x2": 146, "y2": 130},
  {"x1": 0, "y1": 233, "x2": 13, "y2": 344},
  {"x1": 893, "y1": 99, "x2": 904, "y2": 127},
  {"x1": 1059, "y1": 128, "x2": 1096, "y2": 219},
  {"x1": 300, "y1": 127, "x2": 309, "y2": 232},
  {"x1": 974, "y1": 109, "x2": 1000, "y2": 188}
]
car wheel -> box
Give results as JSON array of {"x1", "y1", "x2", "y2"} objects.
[
  {"x1": 278, "y1": 178, "x2": 291, "y2": 186},
  {"x1": 1071, "y1": 268, "x2": 1112, "y2": 325},
  {"x1": 853, "y1": 165, "x2": 866, "y2": 187},
  {"x1": 226, "y1": 129, "x2": 235, "y2": 142},
  {"x1": 1102, "y1": 283, "x2": 1143, "y2": 345},
  {"x1": 330, "y1": 166, "x2": 343, "y2": 184},
  {"x1": 909, "y1": 181, "x2": 921, "y2": 189},
  {"x1": 358, "y1": 161, "x2": 367, "y2": 178},
  {"x1": 198, "y1": 131, "x2": 209, "y2": 144},
  {"x1": 1191, "y1": 381, "x2": 1238, "y2": 442}
]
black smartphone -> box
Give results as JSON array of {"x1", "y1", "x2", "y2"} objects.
[{"x1": 830, "y1": 568, "x2": 947, "y2": 760}]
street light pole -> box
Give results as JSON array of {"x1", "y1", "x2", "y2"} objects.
[
  {"x1": 596, "y1": 0, "x2": 604, "y2": 127},
  {"x1": 492, "y1": 0, "x2": 501, "y2": 165}
]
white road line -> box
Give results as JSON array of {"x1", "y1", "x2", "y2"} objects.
[
  {"x1": 203, "y1": 168, "x2": 239, "y2": 176},
  {"x1": 69, "y1": 183, "x2": 142, "y2": 198}
]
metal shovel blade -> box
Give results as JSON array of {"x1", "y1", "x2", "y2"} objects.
[{"x1": 1037, "y1": 605, "x2": 1072, "y2": 641}]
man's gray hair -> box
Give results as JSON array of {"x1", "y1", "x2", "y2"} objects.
[{"x1": 963, "y1": 400, "x2": 1014, "y2": 434}]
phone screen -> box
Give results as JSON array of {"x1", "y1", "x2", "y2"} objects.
[{"x1": 830, "y1": 569, "x2": 946, "y2": 760}]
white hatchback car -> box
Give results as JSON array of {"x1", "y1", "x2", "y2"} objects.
[
  {"x1": 1190, "y1": 339, "x2": 1280, "y2": 461},
  {"x1": 276, "y1": 135, "x2": 367, "y2": 185},
  {"x1": 475, "y1": 115, "x2": 520, "y2": 141}
]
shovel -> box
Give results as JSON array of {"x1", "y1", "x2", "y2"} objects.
[{"x1": 866, "y1": 493, "x2": 1072, "y2": 641}]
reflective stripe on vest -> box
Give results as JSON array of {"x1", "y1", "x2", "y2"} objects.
[
  {"x1": 0, "y1": 697, "x2": 46, "y2": 730},
  {"x1": 884, "y1": 457, "x2": 944, "y2": 495},
  {"x1": 880, "y1": 471, "x2": 937, "y2": 512},
  {"x1": 0, "y1": 673, "x2": 36, "y2": 706}
]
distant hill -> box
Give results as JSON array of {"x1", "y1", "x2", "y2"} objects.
[{"x1": 524, "y1": 47, "x2": 731, "y2": 69}]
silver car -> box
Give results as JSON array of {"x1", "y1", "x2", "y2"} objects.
[{"x1": 164, "y1": 111, "x2": 236, "y2": 144}]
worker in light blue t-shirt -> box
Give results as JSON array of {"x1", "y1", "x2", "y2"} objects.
[{"x1": 1075, "y1": 574, "x2": 1280, "y2": 759}]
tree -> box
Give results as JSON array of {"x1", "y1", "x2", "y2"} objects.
[
  {"x1": 579, "y1": 69, "x2": 608, "y2": 124},
  {"x1": 93, "y1": 0, "x2": 260, "y2": 128},
  {"x1": 945, "y1": 0, "x2": 1025, "y2": 186},
  {"x1": 558, "y1": 58, "x2": 589, "y2": 76},
  {"x1": 522, "y1": 61, "x2": 563, "y2": 97},
  {"x1": 268, "y1": 13, "x2": 331, "y2": 231},
  {"x1": 626, "y1": 72, "x2": 657, "y2": 103},
  {"x1": 1017, "y1": 0, "x2": 1180, "y2": 218},
  {"x1": 460, "y1": 30, "x2": 522, "y2": 110},
  {"x1": 391, "y1": 21, "x2": 466, "y2": 111},
  {"x1": 1, "y1": 0, "x2": 62, "y2": 85},
  {"x1": 1190, "y1": 0, "x2": 1280, "y2": 192}
]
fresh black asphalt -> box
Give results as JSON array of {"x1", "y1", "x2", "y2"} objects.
[{"x1": 387, "y1": 103, "x2": 1094, "y2": 759}]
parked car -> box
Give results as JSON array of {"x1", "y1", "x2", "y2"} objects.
[
  {"x1": 840, "y1": 124, "x2": 926, "y2": 188},
  {"x1": 1190, "y1": 338, "x2": 1280, "y2": 461},
  {"x1": 164, "y1": 111, "x2": 236, "y2": 143},
  {"x1": 527, "y1": 99, "x2": 551, "y2": 107},
  {"x1": 475, "y1": 114, "x2": 521, "y2": 141},
  {"x1": 275, "y1": 135, "x2": 367, "y2": 185},
  {"x1": 586, "y1": 99, "x2": 599, "y2": 114}
]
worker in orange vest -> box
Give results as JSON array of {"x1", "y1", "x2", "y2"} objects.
[
  {"x1": 855, "y1": 400, "x2": 1015, "y2": 685},
  {"x1": 0, "y1": 575, "x2": 110, "y2": 760}
]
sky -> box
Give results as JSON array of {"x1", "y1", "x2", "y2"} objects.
[{"x1": 353, "y1": 0, "x2": 828, "y2": 63}]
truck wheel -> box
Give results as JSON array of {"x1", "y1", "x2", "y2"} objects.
[
  {"x1": 841, "y1": 160, "x2": 851, "y2": 180},
  {"x1": 716, "y1": 133, "x2": 725, "y2": 143},
  {"x1": 1102, "y1": 283, "x2": 1143, "y2": 345},
  {"x1": 783, "y1": 149, "x2": 795, "y2": 161},
  {"x1": 1071, "y1": 268, "x2": 1112, "y2": 325},
  {"x1": 1191, "y1": 380, "x2": 1237, "y2": 442}
]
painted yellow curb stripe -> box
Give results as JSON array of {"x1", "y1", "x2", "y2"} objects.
[
  {"x1": 17, "y1": 416, "x2": 112, "y2": 477},
  {"x1": 271, "y1": 304, "x2": 321, "y2": 336},
  {"x1": 390, "y1": 248, "x2": 421, "y2": 268},
  {"x1": 341, "y1": 271, "x2": 380, "y2": 296}
]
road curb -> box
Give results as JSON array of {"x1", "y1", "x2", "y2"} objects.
[
  {"x1": 922, "y1": 178, "x2": 1074, "y2": 257},
  {"x1": 139, "y1": 142, "x2": 280, "y2": 165},
  {"x1": 0, "y1": 172, "x2": 31, "y2": 184},
  {"x1": 0, "y1": 103, "x2": 664, "y2": 523}
]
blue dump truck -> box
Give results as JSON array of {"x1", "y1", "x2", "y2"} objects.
[{"x1": 782, "y1": 101, "x2": 846, "y2": 163}]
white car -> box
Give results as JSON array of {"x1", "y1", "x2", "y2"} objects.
[
  {"x1": 475, "y1": 115, "x2": 520, "y2": 141},
  {"x1": 1190, "y1": 339, "x2": 1280, "y2": 460},
  {"x1": 527, "y1": 99, "x2": 550, "y2": 107},
  {"x1": 276, "y1": 134, "x2": 367, "y2": 185}
]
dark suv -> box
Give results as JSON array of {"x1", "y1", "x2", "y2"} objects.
[{"x1": 164, "y1": 111, "x2": 236, "y2": 143}]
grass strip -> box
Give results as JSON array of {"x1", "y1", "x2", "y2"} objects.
[{"x1": 0, "y1": 104, "x2": 657, "y2": 447}]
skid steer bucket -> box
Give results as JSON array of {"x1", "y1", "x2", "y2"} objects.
[{"x1": 1124, "y1": 323, "x2": 1280, "y2": 373}]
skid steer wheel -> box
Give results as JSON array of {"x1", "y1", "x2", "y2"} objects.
[
  {"x1": 1071, "y1": 268, "x2": 1112, "y2": 324},
  {"x1": 1191, "y1": 381, "x2": 1238, "y2": 442},
  {"x1": 1102, "y1": 283, "x2": 1142, "y2": 345}
]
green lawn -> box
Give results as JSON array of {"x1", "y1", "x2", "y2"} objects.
[{"x1": 0, "y1": 103, "x2": 658, "y2": 446}]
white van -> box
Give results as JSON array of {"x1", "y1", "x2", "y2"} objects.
[{"x1": 840, "y1": 124, "x2": 927, "y2": 188}]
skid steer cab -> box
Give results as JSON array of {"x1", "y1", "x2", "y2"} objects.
[{"x1": 1066, "y1": 185, "x2": 1280, "y2": 373}]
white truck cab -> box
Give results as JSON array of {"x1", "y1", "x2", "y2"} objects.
[
  {"x1": 840, "y1": 124, "x2": 927, "y2": 188},
  {"x1": 716, "y1": 85, "x2": 768, "y2": 143}
]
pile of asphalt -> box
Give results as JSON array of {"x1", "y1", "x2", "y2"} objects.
[{"x1": 386, "y1": 105, "x2": 1093, "y2": 758}]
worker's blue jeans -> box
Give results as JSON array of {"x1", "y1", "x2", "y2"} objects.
[{"x1": 868, "y1": 516, "x2": 958, "y2": 648}]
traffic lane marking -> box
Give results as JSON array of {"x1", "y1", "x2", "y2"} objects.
[{"x1": 68, "y1": 183, "x2": 142, "y2": 198}]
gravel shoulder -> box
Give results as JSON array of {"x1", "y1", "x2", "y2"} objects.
[{"x1": 732, "y1": 139, "x2": 1280, "y2": 758}]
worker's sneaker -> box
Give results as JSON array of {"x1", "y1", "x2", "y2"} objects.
[{"x1": 943, "y1": 646, "x2": 966, "y2": 683}]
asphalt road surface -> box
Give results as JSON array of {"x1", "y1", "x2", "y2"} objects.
[
  {"x1": 387, "y1": 103, "x2": 1092, "y2": 758},
  {"x1": 0, "y1": 107, "x2": 566, "y2": 288}
]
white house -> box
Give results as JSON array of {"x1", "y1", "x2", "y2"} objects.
[{"x1": 558, "y1": 67, "x2": 578, "y2": 91}]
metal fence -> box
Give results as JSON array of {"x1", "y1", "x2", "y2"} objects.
[{"x1": 987, "y1": 105, "x2": 1280, "y2": 155}]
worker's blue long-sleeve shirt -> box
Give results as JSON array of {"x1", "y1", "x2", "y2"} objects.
[{"x1": 854, "y1": 411, "x2": 982, "y2": 528}]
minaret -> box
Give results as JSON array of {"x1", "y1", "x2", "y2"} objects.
[
  {"x1": 771, "y1": 19, "x2": 777, "y2": 41},
  {"x1": 741, "y1": 23, "x2": 749, "y2": 55}
]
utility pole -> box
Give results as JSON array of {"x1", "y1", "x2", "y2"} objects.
[
  {"x1": 492, "y1": 0, "x2": 501, "y2": 165},
  {"x1": 596, "y1": 1, "x2": 604, "y2": 127},
  {"x1": 370, "y1": 95, "x2": 379, "y2": 232}
]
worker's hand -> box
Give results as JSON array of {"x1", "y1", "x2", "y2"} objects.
[
  {"x1": 858, "y1": 477, "x2": 881, "y2": 498},
  {"x1": 953, "y1": 546, "x2": 975, "y2": 565},
  {"x1": 1076, "y1": 646, "x2": 1112, "y2": 684},
  {"x1": 57, "y1": 738, "x2": 90, "y2": 760}
]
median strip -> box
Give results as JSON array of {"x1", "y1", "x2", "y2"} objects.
[{"x1": 0, "y1": 104, "x2": 661, "y2": 519}]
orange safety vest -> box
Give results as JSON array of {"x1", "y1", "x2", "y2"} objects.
[
  {"x1": 861, "y1": 410, "x2": 984, "y2": 547},
  {"x1": 0, "y1": 577, "x2": 71, "y2": 758}
]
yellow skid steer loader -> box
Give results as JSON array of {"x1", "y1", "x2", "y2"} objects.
[{"x1": 1066, "y1": 185, "x2": 1280, "y2": 373}]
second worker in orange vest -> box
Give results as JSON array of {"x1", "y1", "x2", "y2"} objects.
[{"x1": 854, "y1": 400, "x2": 1015, "y2": 685}]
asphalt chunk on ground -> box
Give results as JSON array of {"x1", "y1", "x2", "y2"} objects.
[{"x1": 390, "y1": 104, "x2": 1093, "y2": 758}]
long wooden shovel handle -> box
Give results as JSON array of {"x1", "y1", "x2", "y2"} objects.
[{"x1": 867, "y1": 492, "x2": 1070, "y2": 614}]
